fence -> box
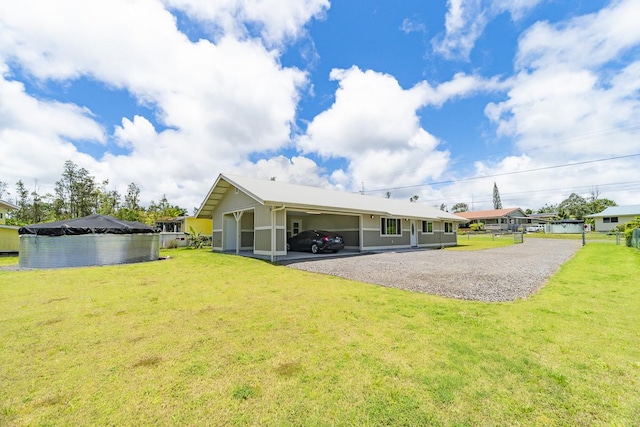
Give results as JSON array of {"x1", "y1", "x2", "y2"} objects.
[{"x1": 631, "y1": 228, "x2": 640, "y2": 250}]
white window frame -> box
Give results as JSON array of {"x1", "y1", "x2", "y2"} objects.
[
  {"x1": 421, "y1": 220, "x2": 433, "y2": 234},
  {"x1": 444, "y1": 222, "x2": 454, "y2": 234},
  {"x1": 291, "y1": 220, "x2": 301, "y2": 236},
  {"x1": 381, "y1": 217, "x2": 402, "y2": 236}
]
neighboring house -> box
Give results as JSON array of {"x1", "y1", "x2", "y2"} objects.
[
  {"x1": 585, "y1": 205, "x2": 640, "y2": 232},
  {"x1": 457, "y1": 208, "x2": 528, "y2": 232},
  {"x1": 195, "y1": 174, "x2": 467, "y2": 262},
  {"x1": 155, "y1": 216, "x2": 213, "y2": 248},
  {"x1": 0, "y1": 199, "x2": 19, "y2": 254}
]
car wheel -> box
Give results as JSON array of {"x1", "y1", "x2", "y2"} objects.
[{"x1": 311, "y1": 243, "x2": 319, "y2": 254}]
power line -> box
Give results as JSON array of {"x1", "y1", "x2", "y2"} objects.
[
  {"x1": 353, "y1": 122, "x2": 640, "y2": 183},
  {"x1": 419, "y1": 180, "x2": 640, "y2": 205},
  {"x1": 360, "y1": 153, "x2": 640, "y2": 194}
]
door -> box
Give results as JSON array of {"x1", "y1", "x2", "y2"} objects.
[
  {"x1": 224, "y1": 216, "x2": 237, "y2": 251},
  {"x1": 410, "y1": 220, "x2": 418, "y2": 247}
]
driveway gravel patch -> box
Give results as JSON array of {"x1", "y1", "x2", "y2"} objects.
[{"x1": 286, "y1": 239, "x2": 582, "y2": 302}]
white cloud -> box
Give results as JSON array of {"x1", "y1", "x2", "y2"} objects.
[
  {"x1": 432, "y1": 0, "x2": 543, "y2": 60},
  {"x1": 0, "y1": 0, "x2": 318, "y2": 209},
  {"x1": 400, "y1": 18, "x2": 426, "y2": 34},
  {"x1": 516, "y1": 0, "x2": 640, "y2": 71},
  {"x1": 472, "y1": 0, "x2": 640, "y2": 209},
  {"x1": 0, "y1": 75, "x2": 104, "y2": 183},
  {"x1": 162, "y1": 0, "x2": 330, "y2": 45},
  {"x1": 297, "y1": 66, "x2": 504, "y2": 195},
  {"x1": 298, "y1": 67, "x2": 428, "y2": 159}
]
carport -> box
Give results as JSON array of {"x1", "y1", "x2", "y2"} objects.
[{"x1": 286, "y1": 210, "x2": 360, "y2": 250}]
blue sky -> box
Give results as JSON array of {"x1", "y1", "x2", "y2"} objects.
[{"x1": 1, "y1": 0, "x2": 639, "y2": 212}]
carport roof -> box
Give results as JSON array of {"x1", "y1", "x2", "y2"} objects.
[{"x1": 196, "y1": 174, "x2": 467, "y2": 222}]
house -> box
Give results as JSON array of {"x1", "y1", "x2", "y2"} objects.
[
  {"x1": 585, "y1": 205, "x2": 640, "y2": 232},
  {"x1": 195, "y1": 174, "x2": 467, "y2": 262},
  {"x1": 0, "y1": 199, "x2": 20, "y2": 254},
  {"x1": 155, "y1": 216, "x2": 213, "y2": 248},
  {"x1": 456, "y1": 208, "x2": 528, "y2": 232}
]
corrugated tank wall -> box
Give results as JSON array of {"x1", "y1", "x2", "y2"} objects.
[{"x1": 19, "y1": 234, "x2": 160, "y2": 269}]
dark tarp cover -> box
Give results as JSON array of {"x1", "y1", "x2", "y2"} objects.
[{"x1": 19, "y1": 214, "x2": 157, "y2": 236}]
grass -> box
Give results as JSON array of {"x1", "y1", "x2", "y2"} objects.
[
  {"x1": 451, "y1": 233, "x2": 516, "y2": 250},
  {"x1": 1, "y1": 244, "x2": 639, "y2": 426}
]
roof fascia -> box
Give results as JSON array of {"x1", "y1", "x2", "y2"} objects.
[{"x1": 195, "y1": 174, "x2": 225, "y2": 218}]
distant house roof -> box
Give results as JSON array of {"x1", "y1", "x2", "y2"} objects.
[
  {"x1": 196, "y1": 174, "x2": 467, "y2": 222},
  {"x1": 456, "y1": 208, "x2": 524, "y2": 221},
  {"x1": 0, "y1": 199, "x2": 18, "y2": 210},
  {"x1": 585, "y1": 205, "x2": 640, "y2": 218}
]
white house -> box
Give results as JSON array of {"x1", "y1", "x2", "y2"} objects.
[{"x1": 585, "y1": 205, "x2": 640, "y2": 232}]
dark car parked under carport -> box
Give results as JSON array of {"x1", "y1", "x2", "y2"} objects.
[{"x1": 287, "y1": 230, "x2": 345, "y2": 254}]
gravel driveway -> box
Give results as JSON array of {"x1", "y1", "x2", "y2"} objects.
[{"x1": 286, "y1": 239, "x2": 582, "y2": 302}]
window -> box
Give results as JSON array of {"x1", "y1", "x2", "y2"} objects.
[
  {"x1": 444, "y1": 222, "x2": 454, "y2": 233},
  {"x1": 292, "y1": 220, "x2": 301, "y2": 235},
  {"x1": 422, "y1": 221, "x2": 433, "y2": 233},
  {"x1": 381, "y1": 218, "x2": 402, "y2": 236},
  {"x1": 603, "y1": 217, "x2": 618, "y2": 223},
  {"x1": 0, "y1": 212, "x2": 3, "y2": 219}
]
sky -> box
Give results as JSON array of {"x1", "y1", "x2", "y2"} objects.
[{"x1": 1, "y1": 0, "x2": 639, "y2": 214}]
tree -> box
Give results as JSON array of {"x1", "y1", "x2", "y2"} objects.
[
  {"x1": 409, "y1": 195, "x2": 419, "y2": 203},
  {"x1": 452, "y1": 202, "x2": 469, "y2": 213},
  {"x1": 53, "y1": 160, "x2": 98, "y2": 219},
  {"x1": 558, "y1": 193, "x2": 588, "y2": 220},
  {"x1": 30, "y1": 180, "x2": 52, "y2": 223},
  {"x1": 492, "y1": 182, "x2": 502, "y2": 209},
  {"x1": 147, "y1": 194, "x2": 187, "y2": 223},
  {"x1": 117, "y1": 182, "x2": 143, "y2": 222},
  {"x1": 123, "y1": 182, "x2": 141, "y2": 211},
  {"x1": 14, "y1": 180, "x2": 30, "y2": 223},
  {"x1": 439, "y1": 203, "x2": 448, "y2": 212},
  {"x1": 96, "y1": 180, "x2": 121, "y2": 216},
  {"x1": 537, "y1": 204, "x2": 558, "y2": 214},
  {"x1": 0, "y1": 181, "x2": 7, "y2": 200},
  {"x1": 586, "y1": 187, "x2": 616, "y2": 215}
]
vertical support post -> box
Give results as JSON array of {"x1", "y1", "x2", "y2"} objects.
[{"x1": 233, "y1": 211, "x2": 243, "y2": 255}]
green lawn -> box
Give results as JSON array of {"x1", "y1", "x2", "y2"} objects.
[
  {"x1": 452, "y1": 233, "x2": 516, "y2": 250},
  {"x1": 1, "y1": 244, "x2": 639, "y2": 426}
]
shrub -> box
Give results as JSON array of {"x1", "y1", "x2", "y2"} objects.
[
  {"x1": 470, "y1": 222, "x2": 484, "y2": 232},
  {"x1": 622, "y1": 217, "x2": 640, "y2": 247}
]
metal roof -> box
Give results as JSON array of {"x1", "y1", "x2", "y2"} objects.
[
  {"x1": 585, "y1": 205, "x2": 640, "y2": 218},
  {"x1": 0, "y1": 199, "x2": 18, "y2": 210},
  {"x1": 196, "y1": 174, "x2": 467, "y2": 222},
  {"x1": 456, "y1": 208, "x2": 524, "y2": 220}
]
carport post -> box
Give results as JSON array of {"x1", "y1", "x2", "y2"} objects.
[
  {"x1": 270, "y1": 205, "x2": 286, "y2": 262},
  {"x1": 233, "y1": 211, "x2": 243, "y2": 254}
]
